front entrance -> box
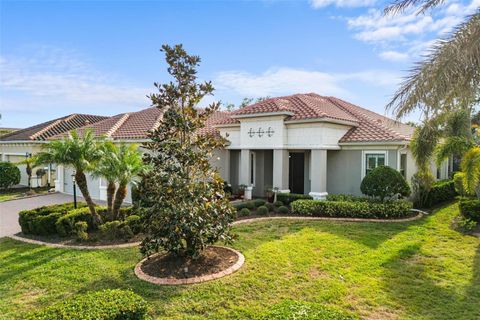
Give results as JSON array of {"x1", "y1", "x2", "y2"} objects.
[{"x1": 289, "y1": 152, "x2": 304, "y2": 194}]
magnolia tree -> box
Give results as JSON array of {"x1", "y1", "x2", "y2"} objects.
[{"x1": 139, "y1": 44, "x2": 235, "y2": 259}]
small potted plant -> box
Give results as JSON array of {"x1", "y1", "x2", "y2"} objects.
[
  {"x1": 265, "y1": 186, "x2": 274, "y2": 203},
  {"x1": 237, "y1": 184, "x2": 247, "y2": 199}
]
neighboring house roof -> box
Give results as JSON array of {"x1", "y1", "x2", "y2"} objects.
[
  {"x1": 215, "y1": 93, "x2": 414, "y2": 143},
  {"x1": 0, "y1": 114, "x2": 108, "y2": 142}
]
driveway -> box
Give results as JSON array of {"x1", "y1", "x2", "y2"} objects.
[{"x1": 0, "y1": 193, "x2": 80, "y2": 237}]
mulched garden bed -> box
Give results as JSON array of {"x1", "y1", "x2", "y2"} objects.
[
  {"x1": 14, "y1": 231, "x2": 143, "y2": 246},
  {"x1": 140, "y1": 246, "x2": 238, "y2": 279}
]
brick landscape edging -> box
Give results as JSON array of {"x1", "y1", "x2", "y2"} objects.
[
  {"x1": 232, "y1": 212, "x2": 424, "y2": 225},
  {"x1": 7, "y1": 235, "x2": 140, "y2": 250},
  {"x1": 134, "y1": 245, "x2": 245, "y2": 285}
]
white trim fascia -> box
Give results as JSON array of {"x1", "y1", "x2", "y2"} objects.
[
  {"x1": 0, "y1": 140, "x2": 47, "y2": 145},
  {"x1": 3, "y1": 152, "x2": 31, "y2": 156},
  {"x1": 212, "y1": 123, "x2": 240, "y2": 129},
  {"x1": 340, "y1": 141, "x2": 408, "y2": 146},
  {"x1": 226, "y1": 145, "x2": 341, "y2": 150},
  {"x1": 284, "y1": 117, "x2": 358, "y2": 127},
  {"x1": 361, "y1": 150, "x2": 389, "y2": 180},
  {"x1": 231, "y1": 111, "x2": 294, "y2": 119}
]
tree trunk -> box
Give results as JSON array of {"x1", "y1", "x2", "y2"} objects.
[
  {"x1": 106, "y1": 181, "x2": 116, "y2": 219},
  {"x1": 112, "y1": 184, "x2": 127, "y2": 220},
  {"x1": 26, "y1": 165, "x2": 32, "y2": 189},
  {"x1": 75, "y1": 171, "x2": 101, "y2": 227}
]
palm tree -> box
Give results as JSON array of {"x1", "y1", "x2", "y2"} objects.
[
  {"x1": 90, "y1": 141, "x2": 119, "y2": 219},
  {"x1": 16, "y1": 156, "x2": 36, "y2": 189},
  {"x1": 385, "y1": 1, "x2": 479, "y2": 119},
  {"x1": 36, "y1": 130, "x2": 103, "y2": 226},
  {"x1": 462, "y1": 147, "x2": 480, "y2": 197},
  {"x1": 110, "y1": 144, "x2": 147, "y2": 220}
]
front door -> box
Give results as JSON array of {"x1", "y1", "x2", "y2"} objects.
[{"x1": 289, "y1": 152, "x2": 304, "y2": 194}]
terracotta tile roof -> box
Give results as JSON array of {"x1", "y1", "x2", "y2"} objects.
[
  {"x1": 0, "y1": 114, "x2": 108, "y2": 142},
  {"x1": 215, "y1": 93, "x2": 414, "y2": 143},
  {"x1": 197, "y1": 111, "x2": 235, "y2": 136},
  {"x1": 51, "y1": 107, "x2": 164, "y2": 140}
]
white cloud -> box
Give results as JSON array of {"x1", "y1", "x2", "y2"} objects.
[
  {"x1": 310, "y1": 0, "x2": 376, "y2": 8},
  {"x1": 379, "y1": 50, "x2": 409, "y2": 61},
  {"x1": 0, "y1": 46, "x2": 150, "y2": 113},
  {"x1": 214, "y1": 67, "x2": 399, "y2": 98}
]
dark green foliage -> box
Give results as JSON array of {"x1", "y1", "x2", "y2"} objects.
[
  {"x1": 360, "y1": 166, "x2": 411, "y2": 201},
  {"x1": 277, "y1": 193, "x2": 312, "y2": 205},
  {"x1": 261, "y1": 300, "x2": 357, "y2": 320},
  {"x1": 18, "y1": 203, "x2": 87, "y2": 236},
  {"x1": 246, "y1": 201, "x2": 256, "y2": 210},
  {"x1": 126, "y1": 214, "x2": 142, "y2": 234},
  {"x1": 100, "y1": 220, "x2": 134, "y2": 241},
  {"x1": 459, "y1": 199, "x2": 480, "y2": 222},
  {"x1": 24, "y1": 289, "x2": 151, "y2": 320},
  {"x1": 0, "y1": 162, "x2": 20, "y2": 189},
  {"x1": 274, "y1": 201, "x2": 284, "y2": 207},
  {"x1": 425, "y1": 179, "x2": 458, "y2": 207},
  {"x1": 254, "y1": 199, "x2": 266, "y2": 207},
  {"x1": 265, "y1": 203, "x2": 274, "y2": 212},
  {"x1": 326, "y1": 194, "x2": 375, "y2": 203},
  {"x1": 75, "y1": 221, "x2": 88, "y2": 241},
  {"x1": 277, "y1": 206, "x2": 290, "y2": 214},
  {"x1": 291, "y1": 199, "x2": 413, "y2": 219},
  {"x1": 239, "y1": 208, "x2": 251, "y2": 217},
  {"x1": 233, "y1": 200, "x2": 257, "y2": 211},
  {"x1": 55, "y1": 206, "x2": 99, "y2": 237},
  {"x1": 256, "y1": 205, "x2": 269, "y2": 215}
]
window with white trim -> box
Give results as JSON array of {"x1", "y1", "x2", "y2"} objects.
[
  {"x1": 365, "y1": 153, "x2": 385, "y2": 176},
  {"x1": 400, "y1": 153, "x2": 407, "y2": 178}
]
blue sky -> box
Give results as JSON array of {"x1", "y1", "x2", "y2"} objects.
[{"x1": 1, "y1": 0, "x2": 478, "y2": 128}]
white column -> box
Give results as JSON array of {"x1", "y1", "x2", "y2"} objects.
[
  {"x1": 239, "y1": 149, "x2": 251, "y2": 186},
  {"x1": 309, "y1": 149, "x2": 328, "y2": 200},
  {"x1": 55, "y1": 165, "x2": 64, "y2": 192},
  {"x1": 223, "y1": 150, "x2": 231, "y2": 182},
  {"x1": 273, "y1": 149, "x2": 289, "y2": 193}
]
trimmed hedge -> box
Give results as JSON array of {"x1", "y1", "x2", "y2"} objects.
[
  {"x1": 55, "y1": 206, "x2": 102, "y2": 237},
  {"x1": 277, "y1": 193, "x2": 312, "y2": 205},
  {"x1": 360, "y1": 165, "x2": 410, "y2": 201},
  {"x1": 24, "y1": 289, "x2": 151, "y2": 320},
  {"x1": 256, "y1": 205, "x2": 269, "y2": 215},
  {"x1": 291, "y1": 199, "x2": 413, "y2": 219},
  {"x1": 18, "y1": 203, "x2": 87, "y2": 236},
  {"x1": 239, "y1": 208, "x2": 251, "y2": 217},
  {"x1": 261, "y1": 300, "x2": 357, "y2": 320},
  {"x1": 425, "y1": 180, "x2": 457, "y2": 207},
  {"x1": 0, "y1": 161, "x2": 21, "y2": 189},
  {"x1": 326, "y1": 194, "x2": 374, "y2": 203},
  {"x1": 277, "y1": 206, "x2": 289, "y2": 214},
  {"x1": 459, "y1": 199, "x2": 480, "y2": 222}
]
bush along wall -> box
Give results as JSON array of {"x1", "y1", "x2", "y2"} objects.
[
  {"x1": 24, "y1": 289, "x2": 152, "y2": 320},
  {"x1": 277, "y1": 193, "x2": 313, "y2": 206},
  {"x1": 291, "y1": 199, "x2": 413, "y2": 219},
  {"x1": 459, "y1": 199, "x2": 480, "y2": 222},
  {"x1": 425, "y1": 180, "x2": 457, "y2": 208}
]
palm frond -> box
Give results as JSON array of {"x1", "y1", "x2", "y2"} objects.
[
  {"x1": 461, "y1": 147, "x2": 480, "y2": 194},
  {"x1": 410, "y1": 121, "x2": 440, "y2": 170},
  {"x1": 384, "y1": 0, "x2": 445, "y2": 14},
  {"x1": 386, "y1": 12, "x2": 480, "y2": 119}
]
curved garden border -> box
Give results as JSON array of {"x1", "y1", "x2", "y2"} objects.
[
  {"x1": 134, "y1": 245, "x2": 245, "y2": 285},
  {"x1": 7, "y1": 212, "x2": 424, "y2": 249}
]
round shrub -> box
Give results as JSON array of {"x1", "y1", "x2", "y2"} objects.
[
  {"x1": 261, "y1": 300, "x2": 357, "y2": 320},
  {"x1": 254, "y1": 199, "x2": 267, "y2": 207},
  {"x1": 239, "y1": 208, "x2": 251, "y2": 217},
  {"x1": 55, "y1": 206, "x2": 96, "y2": 237},
  {"x1": 256, "y1": 205, "x2": 269, "y2": 215},
  {"x1": 74, "y1": 221, "x2": 88, "y2": 241},
  {"x1": 126, "y1": 214, "x2": 142, "y2": 234},
  {"x1": 24, "y1": 289, "x2": 151, "y2": 320},
  {"x1": 360, "y1": 166, "x2": 410, "y2": 201},
  {"x1": 246, "y1": 201, "x2": 256, "y2": 210},
  {"x1": 265, "y1": 202, "x2": 274, "y2": 212},
  {"x1": 0, "y1": 161, "x2": 20, "y2": 189},
  {"x1": 277, "y1": 206, "x2": 289, "y2": 214},
  {"x1": 273, "y1": 201, "x2": 284, "y2": 207}
]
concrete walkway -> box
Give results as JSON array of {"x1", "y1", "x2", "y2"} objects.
[{"x1": 0, "y1": 193, "x2": 81, "y2": 237}]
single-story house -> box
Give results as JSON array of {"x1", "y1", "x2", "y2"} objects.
[{"x1": 0, "y1": 93, "x2": 451, "y2": 201}]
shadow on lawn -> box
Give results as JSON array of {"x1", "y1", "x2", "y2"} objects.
[{"x1": 382, "y1": 242, "x2": 480, "y2": 320}]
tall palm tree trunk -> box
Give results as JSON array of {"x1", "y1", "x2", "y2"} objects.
[
  {"x1": 106, "y1": 181, "x2": 116, "y2": 219},
  {"x1": 75, "y1": 171, "x2": 102, "y2": 227},
  {"x1": 112, "y1": 184, "x2": 128, "y2": 220}
]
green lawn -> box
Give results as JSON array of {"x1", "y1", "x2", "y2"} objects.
[
  {"x1": 0, "y1": 188, "x2": 49, "y2": 202},
  {"x1": 0, "y1": 202, "x2": 478, "y2": 319}
]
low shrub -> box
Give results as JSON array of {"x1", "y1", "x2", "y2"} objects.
[
  {"x1": 19, "y1": 203, "x2": 86, "y2": 236},
  {"x1": 291, "y1": 199, "x2": 413, "y2": 219},
  {"x1": 360, "y1": 166, "x2": 410, "y2": 201},
  {"x1": 261, "y1": 300, "x2": 357, "y2": 320},
  {"x1": 277, "y1": 193, "x2": 312, "y2": 205},
  {"x1": 239, "y1": 208, "x2": 251, "y2": 217},
  {"x1": 0, "y1": 161, "x2": 21, "y2": 189},
  {"x1": 74, "y1": 221, "x2": 88, "y2": 241},
  {"x1": 55, "y1": 206, "x2": 101, "y2": 237},
  {"x1": 459, "y1": 199, "x2": 480, "y2": 222},
  {"x1": 126, "y1": 214, "x2": 142, "y2": 234},
  {"x1": 265, "y1": 202, "x2": 274, "y2": 212},
  {"x1": 326, "y1": 194, "x2": 374, "y2": 203},
  {"x1": 425, "y1": 180, "x2": 457, "y2": 207},
  {"x1": 277, "y1": 206, "x2": 289, "y2": 214},
  {"x1": 24, "y1": 289, "x2": 151, "y2": 320},
  {"x1": 99, "y1": 220, "x2": 122, "y2": 240},
  {"x1": 256, "y1": 205, "x2": 269, "y2": 215},
  {"x1": 254, "y1": 199, "x2": 267, "y2": 207},
  {"x1": 233, "y1": 200, "x2": 256, "y2": 211},
  {"x1": 273, "y1": 201, "x2": 284, "y2": 207}
]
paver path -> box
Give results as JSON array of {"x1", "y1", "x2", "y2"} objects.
[{"x1": 0, "y1": 193, "x2": 88, "y2": 237}]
